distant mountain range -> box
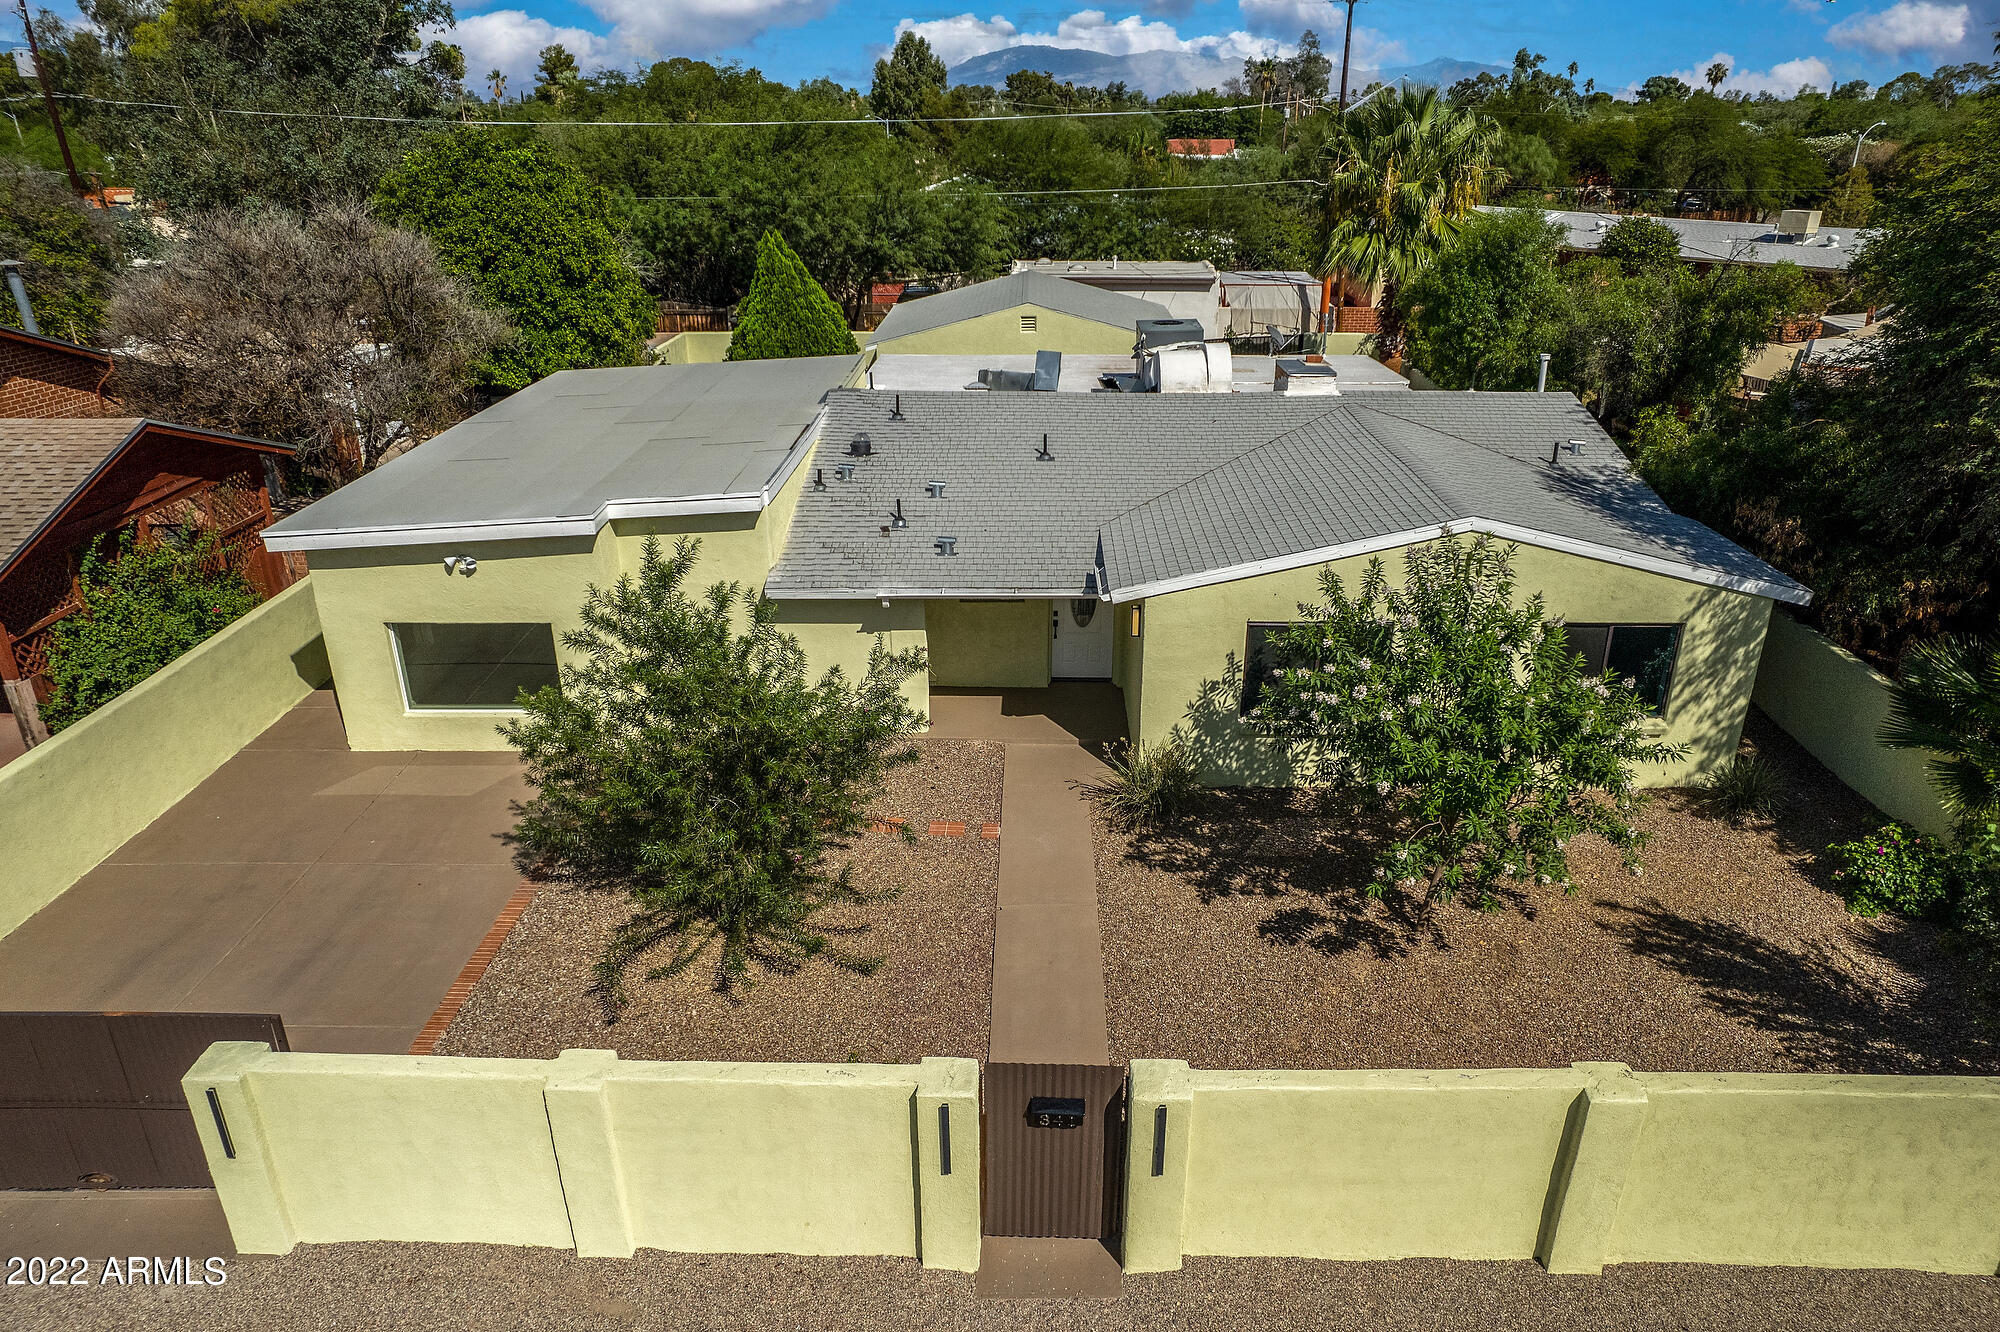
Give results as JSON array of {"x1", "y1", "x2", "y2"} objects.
[{"x1": 946, "y1": 47, "x2": 1507, "y2": 100}]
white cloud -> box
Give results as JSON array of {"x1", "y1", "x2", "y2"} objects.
[
  {"x1": 1658, "y1": 51, "x2": 1835, "y2": 98},
  {"x1": 895, "y1": 9, "x2": 1286, "y2": 70},
  {"x1": 1238, "y1": 3, "x2": 1404, "y2": 67},
  {"x1": 1828, "y1": 2, "x2": 1971, "y2": 54},
  {"x1": 436, "y1": 12, "x2": 621, "y2": 87},
  {"x1": 579, "y1": 0, "x2": 832, "y2": 57}
]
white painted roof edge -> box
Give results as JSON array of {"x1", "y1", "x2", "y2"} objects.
[{"x1": 1103, "y1": 518, "x2": 1811, "y2": 606}]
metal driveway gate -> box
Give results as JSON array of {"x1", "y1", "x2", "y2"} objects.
[
  {"x1": 982, "y1": 1062, "x2": 1127, "y2": 1239},
  {"x1": 0, "y1": 1011, "x2": 288, "y2": 1189}
]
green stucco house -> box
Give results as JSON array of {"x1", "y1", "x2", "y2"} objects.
[
  {"x1": 263, "y1": 352, "x2": 1808, "y2": 786},
  {"x1": 868, "y1": 272, "x2": 1172, "y2": 357}
]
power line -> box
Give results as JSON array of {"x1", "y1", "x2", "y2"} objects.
[
  {"x1": 48, "y1": 91, "x2": 1268, "y2": 130},
  {"x1": 640, "y1": 180, "x2": 1320, "y2": 204}
]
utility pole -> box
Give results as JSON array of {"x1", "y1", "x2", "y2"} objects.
[
  {"x1": 15, "y1": 0, "x2": 85, "y2": 198},
  {"x1": 1337, "y1": 0, "x2": 1360, "y2": 110}
]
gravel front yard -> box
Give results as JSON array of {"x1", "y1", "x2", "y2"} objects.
[
  {"x1": 14, "y1": 1247, "x2": 2000, "y2": 1332},
  {"x1": 437, "y1": 738, "x2": 1003, "y2": 1063},
  {"x1": 1097, "y1": 712, "x2": 1999, "y2": 1073}
]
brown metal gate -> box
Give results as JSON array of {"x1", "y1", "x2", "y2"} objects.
[
  {"x1": 0, "y1": 1012, "x2": 288, "y2": 1189},
  {"x1": 982, "y1": 1062, "x2": 1127, "y2": 1239}
]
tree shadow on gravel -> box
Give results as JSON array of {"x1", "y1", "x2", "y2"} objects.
[{"x1": 1596, "y1": 898, "x2": 1999, "y2": 1074}]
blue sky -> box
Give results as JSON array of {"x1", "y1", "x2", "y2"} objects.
[
  {"x1": 428, "y1": 1, "x2": 1998, "y2": 94},
  {"x1": 41, "y1": 1, "x2": 2000, "y2": 96}
]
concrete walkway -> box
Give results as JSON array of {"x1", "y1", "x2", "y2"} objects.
[{"x1": 0, "y1": 690, "x2": 527, "y2": 1054}]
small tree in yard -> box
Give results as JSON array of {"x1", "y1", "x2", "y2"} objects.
[
  {"x1": 727, "y1": 230, "x2": 855, "y2": 361},
  {"x1": 504, "y1": 538, "x2": 927, "y2": 1012},
  {"x1": 1251, "y1": 535, "x2": 1684, "y2": 907}
]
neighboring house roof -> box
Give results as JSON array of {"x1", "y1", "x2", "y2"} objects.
[
  {"x1": 0, "y1": 417, "x2": 291, "y2": 576},
  {"x1": 764, "y1": 390, "x2": 1807, "y2": 605},
  {"x1": 872, "y1": 272, "x2": 1170, "y2": 344},
  {"x1": 1009, "y1": 259, "x2": 1219, "y2": 290},
  {"x1": 261, "y1": 355, "x2": 865, "y2": 552},
  {"x1": 1221, "y1": 270, "x2": 1317, "y2": 287},
  {"x1": 862, "y1": 353, "x2": 1408, "y2": 394},
  {"x1": 0, "y1": 324, "x2": 113, "y2": 365},
  {"x1": 1166, "y1": 138, "x2": 1235, "y2": 156},
  {"x1": 1484, "y1": 207, "x2": 1867, "y2": 272}
]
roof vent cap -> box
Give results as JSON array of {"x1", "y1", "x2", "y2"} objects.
[
  {"x1": 834, "y1": 463, "x2": 857, "y2": 482},
  {"x1": 935, "y1": 535, "x2": 958, "y2": 556},
  {"x1": 848, "y1": 435, "x2": 873, "y2": 457},
  {"x1": 925, "y1": 480, "x2": 946, "y2": 499}
]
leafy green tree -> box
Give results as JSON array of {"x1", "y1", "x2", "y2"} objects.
[
  {"x1": 1399, "y1": 207, "x2": 1567, "y2": 389},
  {"x1": 375, "y1": 129, "x2": 653, "y2": 391},
  {"x1": 1823, "y1": 165, "x2": 1874, "y2": 227},
  {"x1": 67, "y1": 0, "x2": 462, "y2": 211},
  {"x1": 535, "y1": 43, "x2": 579, "y2": 106},
  {"x1": 503, "y1": 537, "x2": 926, "y2": 1007},
  {"x1": 1251, "y1": 535, "x2": 1682, "y2": 909},
  {"x1": 1638, "y1": 75, "x2": 1692, "y2": 103},
  {"x1": 1882, "y1": 637, "x2": 2000, "y2": 831},
  {"x1": 1286, "y1": 29, "x2": 1332, "y2": 104},
  {"x1": 43, "y1": 532, "x2": 261, "y2": 731},
  {"x1": 869, "y1": 30, "x2": 946, "y2": 129},
  {"x1": 1317, "y1": 86, "x2": 1503, "y2": 356},
  {"x1": 0, "y1": 161, "x2": 120, "y2": 343},
  {"x1": 726, "y1": 229, "x2": 855, "y2": 361},
  {"x1": 1597, "y1": 215, "x2": 1682, "y2": 274}
]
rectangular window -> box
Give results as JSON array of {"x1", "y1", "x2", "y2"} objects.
[
  {"x1": 1019, "y1": 313, "x2": 1038, "y2": 333},
  {"x1": 1562, "y1": 623, "x2": 1683, "y2": 713},
  {"x1": 1241, "y1": 622, "x2": 1294, "y2": 715},
  {"x1": 390, "y1": 623, "x2": 560, "y2": 711}
]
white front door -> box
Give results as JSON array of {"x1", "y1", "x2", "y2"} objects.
[{"x1": 1050, "y1": 597, "x2": 1114, "y2": 679}]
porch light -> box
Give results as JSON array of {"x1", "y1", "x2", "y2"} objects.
[{"x1": 1130, "y1": 605, "x2": 1142, "y2": 637}]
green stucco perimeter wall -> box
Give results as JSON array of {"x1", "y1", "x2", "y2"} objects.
[
  {"x1": 185, "y1": 1044, "x2": 981, "y2": 1271},
  {"x1": 1128, "y1": 1060, "x2": 2000, "y2": 1277},
  {"x1": 1132, "y1": 539, "x2": 1775, "y2": 788},
  {"x1": 872, "y1": 305, "x2": 1140, "y2": 356},
  {"x1": 0, "y1": 580, "x2": 327, "y2": 939},
  {"x1": 925, "y1": 599, "x2": 1049, "y2": 688},
  {"x1": 654, "y1": 332, "x2": 864, "y2": 364},
  {"x1": 1752, "y1": 612, "x2": 1950, "y2": 836}
]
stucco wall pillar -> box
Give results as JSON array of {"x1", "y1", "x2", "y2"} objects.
[
  {"x1": 914, "y1": 1056, "x2": 982, "y2": 1272},
  {"x1": 1536, "y1": 1061, "x2": 1651, "y2": 1274},
  {"x1": 1123, "y1": 1058, "x2": 1194, "y2": 1272},
  {"x1": 182, "y1": 1042, "x2": 300, "y2": 1255},
  {"x1": 542, "y1": 1049, "x2": 635, "y2": 1258}
]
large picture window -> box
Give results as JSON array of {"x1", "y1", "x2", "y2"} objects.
[
  {"x1": 390, "y1": 622, "x2": 560, "y2": 711},
  {"x1": 1561, "y1": 623, "x2": 1683, "y2": 713}
]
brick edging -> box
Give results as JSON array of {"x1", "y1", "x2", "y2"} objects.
[
  {"x1": 868, "y1": 817, "x2": 999, "y2": 839},
  {"x1": 409, "y1": 882, "x2": 538, "y2": 1055}
]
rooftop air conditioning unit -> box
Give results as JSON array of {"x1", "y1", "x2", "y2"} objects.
[
  {"x1": 1273, "y1": 358, "x2": 1341, "y2": 395},
  {"x1": 1776, "y1": 209, "x2": 1822, "y2": 241}
]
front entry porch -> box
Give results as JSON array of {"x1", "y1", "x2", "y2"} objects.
[{"x1": 927, "y1": 683, "x2": 1127, "y2": 747}]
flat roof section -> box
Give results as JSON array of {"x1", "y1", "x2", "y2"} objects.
[{"x1": 262, "y1": 355, "x2": 864, "y2": 550}]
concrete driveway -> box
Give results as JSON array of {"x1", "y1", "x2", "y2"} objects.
[{"x1": 0, "y1": 690, "x2": 527, "y2": 1054}]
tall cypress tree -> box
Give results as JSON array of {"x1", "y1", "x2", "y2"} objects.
[{"x1": 727, "y1": 230, "x2": 855, "y2": 361}]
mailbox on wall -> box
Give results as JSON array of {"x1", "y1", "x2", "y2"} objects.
[{"x1": 1026, "y1": 1096, "x2": 1087, "y2": 1129}]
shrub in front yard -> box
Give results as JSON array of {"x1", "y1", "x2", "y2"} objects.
[
  {"x1": 1250, "y1": 534, "x2": 1684, "y2": 909},
  {"x1": 1827, "y1": 823, "x2": 1958, "y2": 919},
  {"x1": 1090, "y1": 739, "x2": 1200, "y2": 830},
  {"x1": 503, "y1": 537, "x2": 926, "y2": 1013},
  {"x1": 1700, "y1": 753, "x2": 1787, "y2": 821},
  {"x1": 42, "y1": 531, "x2": 260, "y2": 732}
]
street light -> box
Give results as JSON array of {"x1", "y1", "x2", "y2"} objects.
[{"x1": 1851, "y1": 120, "x2": 1887, "y2": 169}]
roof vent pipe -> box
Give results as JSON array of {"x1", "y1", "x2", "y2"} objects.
[
  {"x1": 889, "y1": 393, "x2": 904, "y2": 420},
  {"x1": 890, "y1": 499, "x2": 907, "y2": 529},
  {"x1": 1537, "y1": 353, "x2": 1550, "y2": 392},
  {"x1": 1036, "y1": 434, "x2": 1053, "y2": 461},
  {"x1": 925, "y1": 481, "x2": 945, "y2": 499},
  {"x1": 1, "y1": 260, "x2": 38, "y2": 336},
  {"x1": 1549, "y1": 439, "x2": 1587, "y2": 463},
  {"x1": 935, "y1": 535, "x2": 958, "y2": 556},
  {"x1": 812, "y1": 468, "x2": 826, "y2": 491}
]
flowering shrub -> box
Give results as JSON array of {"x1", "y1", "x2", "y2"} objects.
[
  {"x1": 1827, "y1": 823, "x2": 1959, "y2": 919},
  {"x1": 1250, "y1": 534, "x2": 1684, "y2": 908}
]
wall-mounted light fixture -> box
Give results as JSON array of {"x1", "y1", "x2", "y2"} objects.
[
  {"x1": 443, "y1": 555, "x2": 478, "y2": 577},
  {"x1": 1130, "y1": 604, "x2": 1143, "y2": 637}
]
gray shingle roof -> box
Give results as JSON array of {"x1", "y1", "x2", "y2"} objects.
[
  {"x1": 0, "y1": 417, "x2": 142, "y2": 570},
  {"x1": 764, "y1": 390, "x2": 1807, "y2": 604},
  {"x1": 262, "y1": 356, "x2": 863, "y2": 548},
  {"x1": 872, "y1": 272, "x2": 1171, "y2": 344},
  {"x1": 1487, "y1": 207, "x2": 1867, "y2": 272}
]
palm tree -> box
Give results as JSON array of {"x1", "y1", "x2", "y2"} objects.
[
  {"x1": 487, "y1": 69, "x2": 507, "y2": 104},
  {"x1": 1881, "y1": 636, "x2": 2000, "y2": 832},
  {"x1": 1252, "y1": 58, "x2": 1279, "y2": 132},
  {"x1": 1316, "y1": 86, "x2": 1503, "y2": 359},
  {"x1": 1706, "y1": 62, "x2": 1730, "y2": 94}
]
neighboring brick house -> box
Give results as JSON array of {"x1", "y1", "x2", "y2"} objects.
[{"x1": 0, "y1": 325, "x2": 119, "y2": 419}]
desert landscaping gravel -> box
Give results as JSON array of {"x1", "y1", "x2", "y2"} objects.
[
  {"x1": 12, "y1": 1246, "x2": 2000, "y2": 1332},
  {"x1": 1097, "y1": 713, "x2": 1999, "y2": 1073},
  {"x1": 438, "y1": 738, "x2": 1003, "y2": 1063}
]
